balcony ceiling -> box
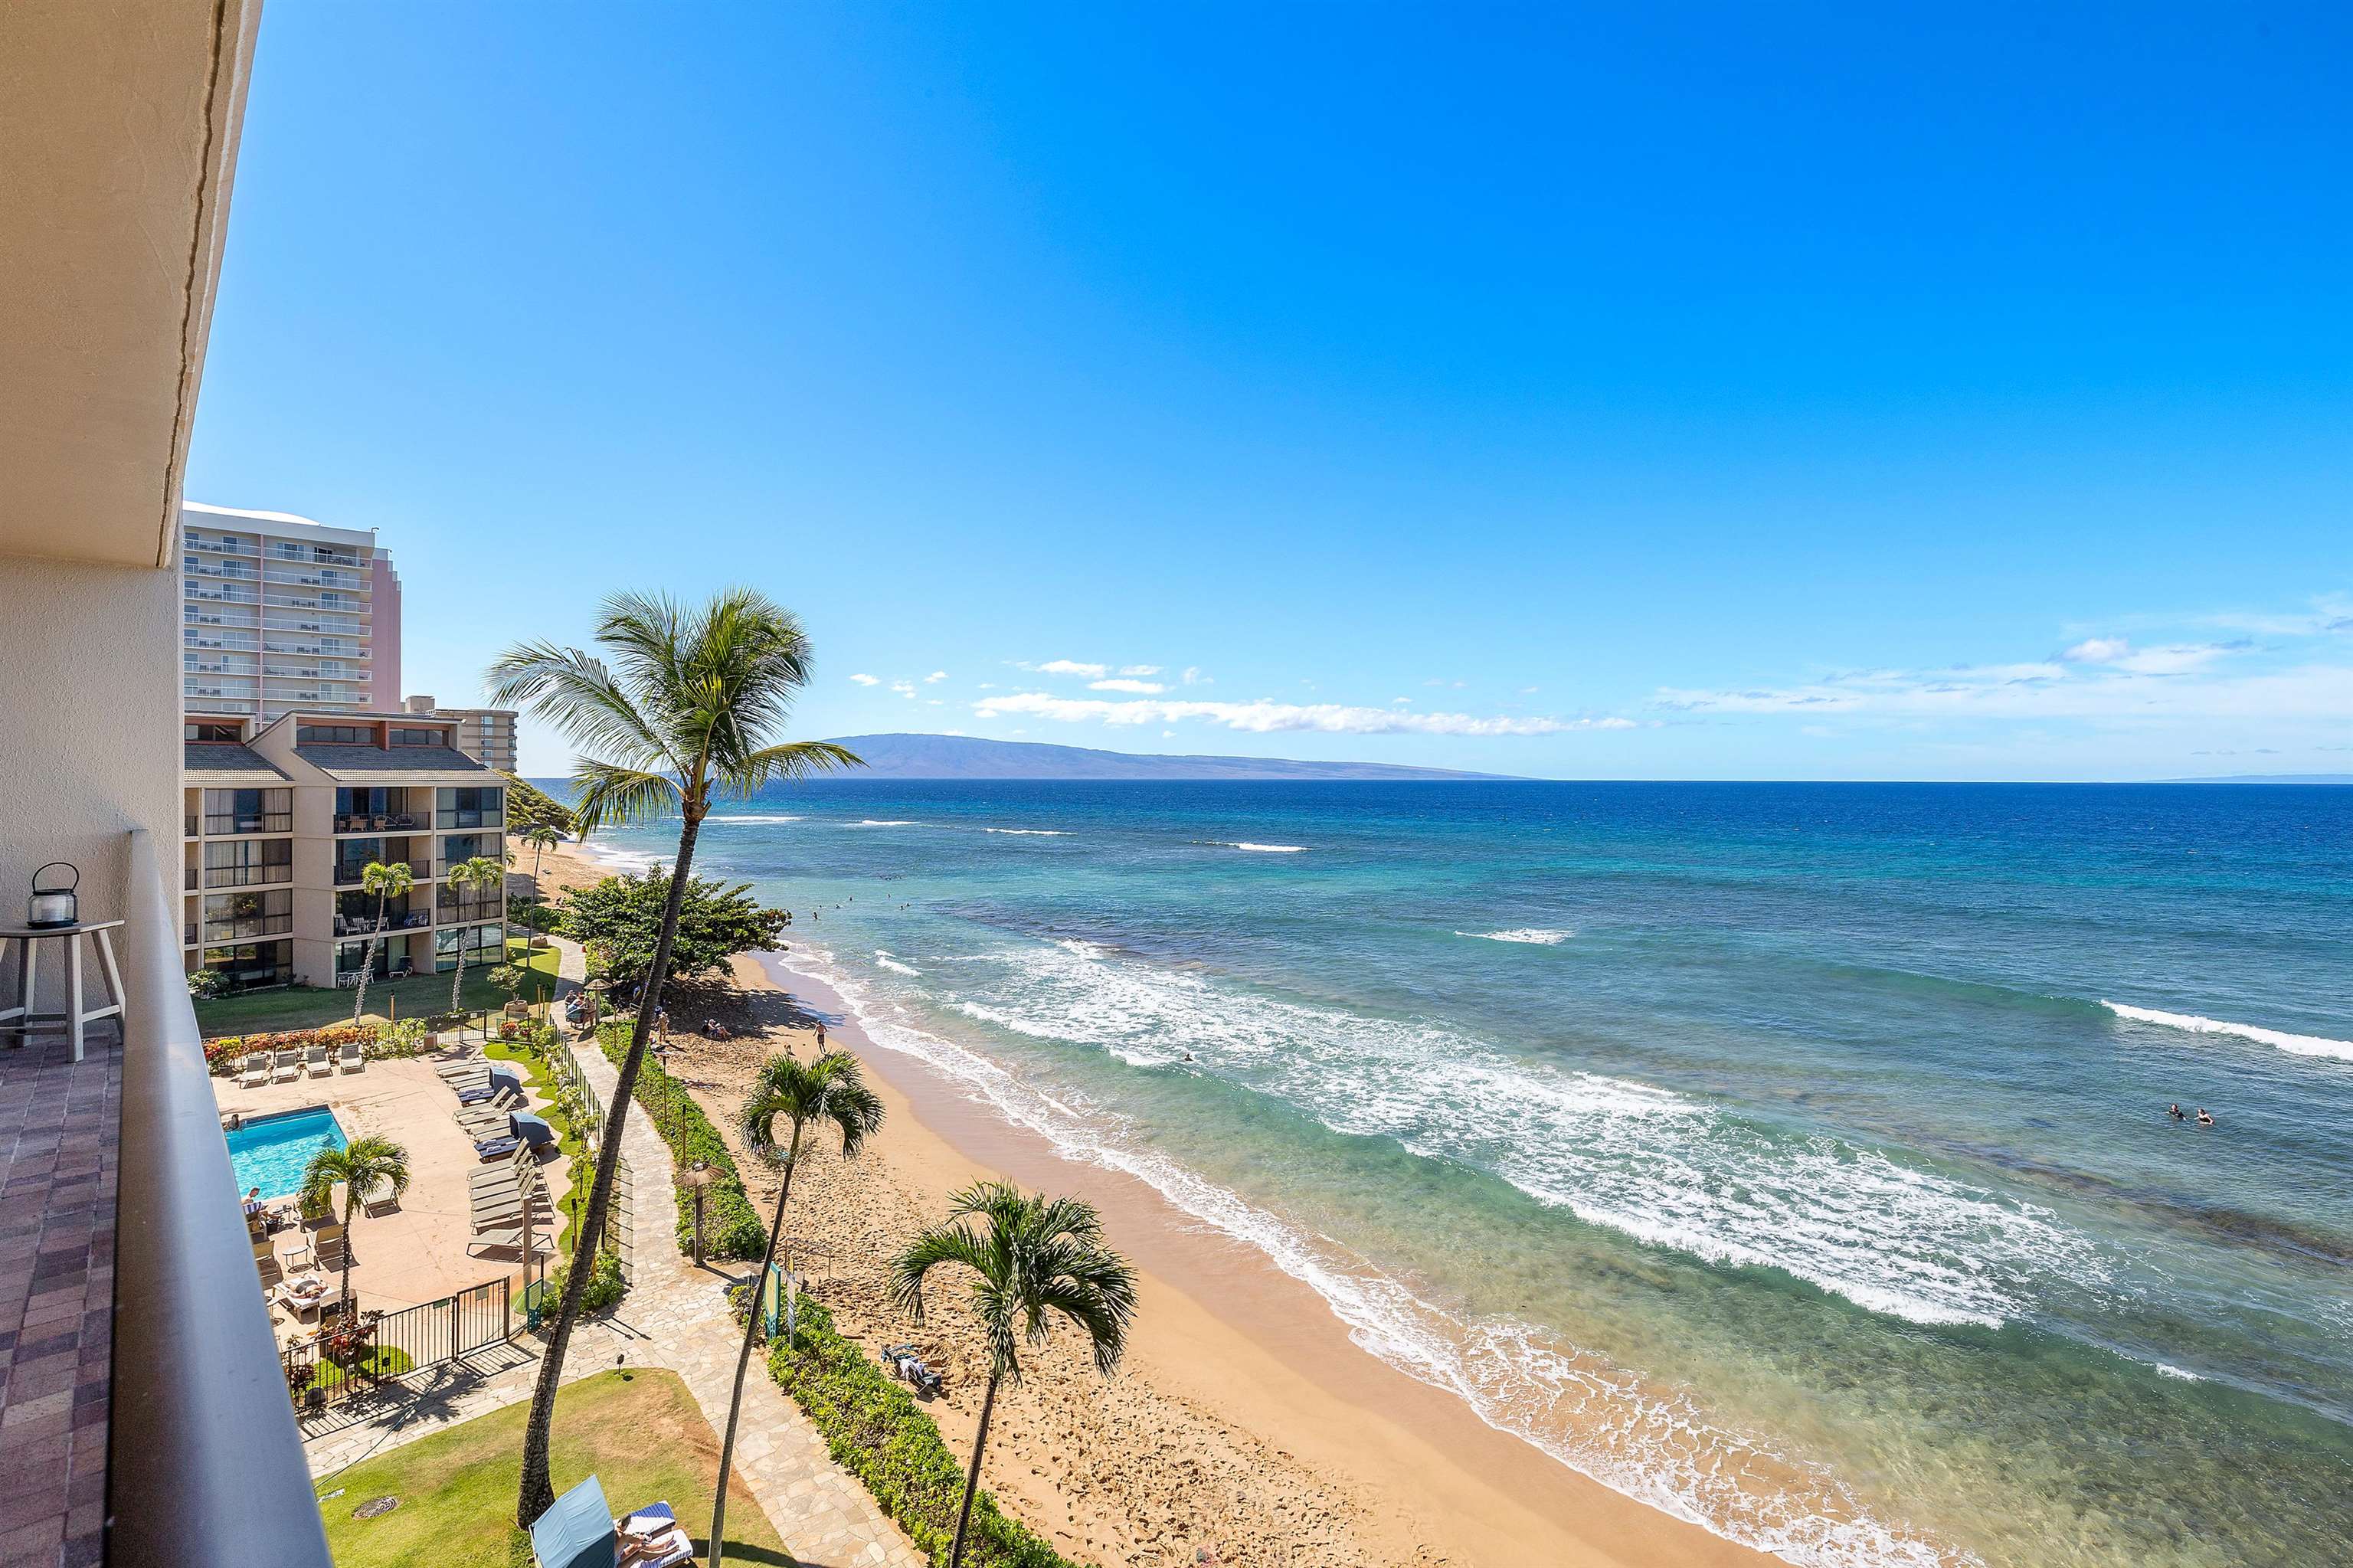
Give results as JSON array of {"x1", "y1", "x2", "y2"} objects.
[{"x1": 0, "y1": 0, "x2": 260, "y2": 569}]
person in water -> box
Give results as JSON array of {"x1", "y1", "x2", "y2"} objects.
[
  {"x1": 2168, "y1": 1103, "x2": 2187, "y2": 1121},
  {"x1": 2197, "y1": 1108, "x2": 2216, "y2": 1127}
]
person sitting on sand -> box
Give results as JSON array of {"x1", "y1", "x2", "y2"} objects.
[
  {"x1": 2168, "y1": 1103, "x2": 2186, "y2": 1121},
  {"x1": 2196, "y1": 1108, "x2": 2215, "y2": 1127}
]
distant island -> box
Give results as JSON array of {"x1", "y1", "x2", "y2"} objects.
[
  {"x1": 2159, "y1": 772, "x2": 2353, "y2": 785},
  {"x1": 811, "y1": 732, "x2": 1520, "y2": 781}
]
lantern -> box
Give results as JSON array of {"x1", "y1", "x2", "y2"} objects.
[{"x1": 28, "y1": 863, "x2": 78, "y2": 928}]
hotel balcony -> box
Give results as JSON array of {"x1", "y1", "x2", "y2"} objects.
[{"x1": 2, "y1": 2, "x2": 327, "y2": 1560}]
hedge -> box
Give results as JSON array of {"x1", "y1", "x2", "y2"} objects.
[
  {"x1": 767, "y1": 1296, "x2": 1085, "y2": 1568},
  {"x1": 204, "y1": 1023, "x2": 374, "y2": 1074},
  {"x1": 594, "y1": 1023, "x2": 767, "y2": 1259}
]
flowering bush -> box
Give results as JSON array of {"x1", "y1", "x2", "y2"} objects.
[{"x1": 205, "y1": 1023, "x2": 373, "y2": 1075}]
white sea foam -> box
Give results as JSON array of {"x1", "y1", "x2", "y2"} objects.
[
  {"x1": 705, "y1": 813, "x2": 806, "y2": 825},
  {"x1": 2100, "y1": 1001, "x2": 2353, "y2": 1063},
  {"x1": 2154, "y1": 1362, "x2": 2204, "y2": 1382},
  {"x1": 1460, "y1": 928, "x2": 1574, "y2": 944},
  {"x1": 983, "y1": 827, "x2": 1072, "y2": 836},
  {"x1": 1196, "y1": 840, "x2": 1306, "y2": 853},
  {"x1": 573, "y1": 836, "x2": 666, "y2": 874},
  {"x1": 851, "y1": 819, "x2": 920, "y2": 827},
  {"x1": 946, "y1": 938, "x2": 2102, "y2": 1332},
  {"x1": 872, "y1": 950, "x2": 921, "y2": 977},
  {"x1": 777, "y1": 941, "x2": 1968, "y2": 1568}
]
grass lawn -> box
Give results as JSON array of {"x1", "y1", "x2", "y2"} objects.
[
  {"x1": 319, "y1": 1369, "x2": 792, "y2": 1568},
  {"x1": 197, "y1": 937, "x2": 561, "y2": 1037}
]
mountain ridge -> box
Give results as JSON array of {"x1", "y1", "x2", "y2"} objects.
[{"x1": 807, "y1": 732, "x2": 1521, "y2": 781}]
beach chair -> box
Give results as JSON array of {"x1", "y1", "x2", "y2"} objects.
[
  {"x1": 338, "y1": 1039, "x2": 365, "y2": 1074},
  {"x1": 434, "y1": 1056, "x2": 487, "y2": 1082},
  {"x1": 314, "y1": 1231, "x2": 349, "y2": 1276},
  {"x1": 239, "y1": 1052, "x2": 270, "y2": 1088},
  {"x1": 362, "y1": 1187, "x2": 401, "y2": 1218},
  {"x1": 255, "y1": 1251, "x2": 283, "y2": 1291},
  {"x1": 615, "y1": 1503, "x2": 693, "y2": 1568},
  {"x1": 272, "y1": 1049, "x2": 302, "y2": 1082},
  {"x1": 305, "y1": 1043, "x2": 333, "y2": 1078}
]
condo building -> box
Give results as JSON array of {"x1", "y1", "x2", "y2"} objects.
[
  {"x1": 182, "y1": 499, "x2": 404, "y2": 720},
  {"x1": 405, "y1": 693, "x2": 520, "y2": 774},
  {"x1": 183, "y1": 709, "x2": 509, "y2": 992}
]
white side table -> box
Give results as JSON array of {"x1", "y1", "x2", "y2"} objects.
[{"x1": 0, "y1": 919, "x2": 126, "y2": 1062}]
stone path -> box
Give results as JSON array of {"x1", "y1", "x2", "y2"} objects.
[{"x1": 306, "y1": 942, "x2": 923, "y2": 1568}]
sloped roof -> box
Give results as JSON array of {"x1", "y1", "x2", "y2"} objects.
[
  {"x1": 293, "y1": 745, "x2": 487, "y2": 779},
  {"x1": 182, "y1": 742, "x2": 287, "y2": 781}
]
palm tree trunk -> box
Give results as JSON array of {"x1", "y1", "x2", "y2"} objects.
[
  {"x1": 709, "y1": 1124, "x2": 803, "y2": 1568},
  {"x1": 350, "y1": 902, "x2": 387, "y2": 1022},
  {"x1": 339, "y1": 1190, "x2": 358, "y2": 1322},
  {"x1": 450, "y1": 931, "x2": 467, "y2": 1016},
  {"x1": 948, "y1": 1367, "x2": 1000, "y2": 1568},
  {"x1": 516, "y1": 811, "x2": 706, "y2": 1527}
]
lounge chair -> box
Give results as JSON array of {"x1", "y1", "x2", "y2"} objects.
[
  {"x1": 277, "y1": 1281, "x2": 345, "y2": 1322},
  {"x1": 272, "y1": 1050, "x2": 302, "y2": 1082},
  {"x1": 466, "y1": 1220, "x2": 548, "y2": 1258},
  {"x1": 615, "y1": 1503, "x2": 693, "y2": 1568},
  {"x1": 239, "y1": 1052, "x2": 270, "y2": 1088},
  {"x1": 305, "y1": 1044, "x2": 333, "y2": 1078},
  {"x1": 315, "y1": 1236, "x2": 348, "y2": 1277},
  {"x1": 456, "y1": 1082, "x2": 519, "y2": 1108},
  {"x1": 338, "y1": 1039, "x2": 365, "y2": 1074},
  {"x1": 362, "y1": 1188, "x2": 401, "y2": 1218},
  {"x1": 255, "y1": 1252, "x2": 283, "y2": 1291}
]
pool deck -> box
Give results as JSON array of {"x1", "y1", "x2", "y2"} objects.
[{"x1": 210, "y1": 1052, "x2": 572, "y2": 1340}]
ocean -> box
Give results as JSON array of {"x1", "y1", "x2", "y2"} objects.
[{"x1": 567, "y1": 780, "x2": 2352, "y2": 1568}]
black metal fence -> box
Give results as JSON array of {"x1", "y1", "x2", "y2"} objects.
[{"x1": 284, "y1": 1278, "x2": 513, "y2": 1409}]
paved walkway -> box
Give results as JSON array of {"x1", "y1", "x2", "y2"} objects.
[{"x1": 306, "y1": 942, "x2": 922, "y2": 1568}]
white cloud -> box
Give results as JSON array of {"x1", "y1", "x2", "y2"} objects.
[
  {"x1": 889, "y1": 680, "x2": 917, "y2": 698},
  {"x1": 977, "y1": 683, "x2": 997, "y2": 690},
  {"x1": 972, "y1": 692, "x2": 1632, "y2": 737},
  {"x1": 924, "y1": 670, "x2": 948, "y2": 683},
  {"x1": 849, "y1": 673, "x2": 880, "y2": 686},
  {"x1": 925, "y1": 699, "x2": 944, "y2": 706},
  {"x1": 1120, "y1": 664, "x2": 1162, "y2": 677},
  {"x1": 1031, "y1": 659, "x2": 1108, "y2": 679},
  {"x1": 1520, "y1": 686, "x2": 1540, "y2": 695},
  {"x1": 1180, "y1": 667, "x2": 1206, "y2": 686},
  {"x1": 2063, "y1": 637, "x2": 2130, "y2": 664},
  {"x1": 1088, "y1": 678, "x2": 1167, "y2": 694}
]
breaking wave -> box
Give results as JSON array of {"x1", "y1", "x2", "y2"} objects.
[{"x1": 2100, "y1": 1001, "x2": 2353, "y2": 1063}]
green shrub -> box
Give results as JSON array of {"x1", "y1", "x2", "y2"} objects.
[
  {"x1": 596, "y1": 1023, "x2": 766, "y2": 1259},
  {"x1": 188, "y1": 968, "x2": 231, "y2": 999},
  {"x1": 767, "y1": 1296, "x2": 1082, "y2": 1568},
  {"x1": 204, "y1": 1022, "x2": 375, "y2": 1075},
  {"x1": 547, "y1": 1250, "x2": 627, "y2": 1314}
]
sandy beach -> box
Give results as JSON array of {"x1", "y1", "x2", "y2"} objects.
[{"x1": 521, "y1": 835, "x2": 1769, "y2": 1568}]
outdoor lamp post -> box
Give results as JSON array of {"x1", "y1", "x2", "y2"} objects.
[{"x1": 680, "y1": 1161, "x2": 717, "y2": 1268}]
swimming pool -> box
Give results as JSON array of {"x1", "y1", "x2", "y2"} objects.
[{"x1": 225, "y1": 1106, "x2": 347, "y2": 1201}]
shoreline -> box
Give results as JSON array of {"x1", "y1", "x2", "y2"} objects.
[{"x1": 532, "y1": 836, "x2": 1769, "y2": 1566}]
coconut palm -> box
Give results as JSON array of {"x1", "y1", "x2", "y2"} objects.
[
  {"x1": 892, "y1": 1183, "x2": 1138, "y2": 1568},
  {"x1": 445, "y1": 854, "x2": 506, "y2": 1014},
  {"x1": 708, "y1": 1051, "x2": 885, "y2": 1566},
  {"x1": 489, "y1": 587, "x2": 862, "y2": 1527},
  {"x1": 348, "y1": 859, "x2": 414, "y2": 1023},
  {"x1": 298, "y1": 1134, "x2": 411, "y2": 1321},
  {"x1": 521, "y1": 821, "x2": 562, "y2": 885}
]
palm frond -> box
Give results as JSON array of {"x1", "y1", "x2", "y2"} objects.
[
  {"x1": 728, "y1": 741, "x2": 866, "y2": 796},
  {"x1": 570, "y1": 761, "x2": 682, "y2": 833},
  {"x1": 487, "y1": 643, "x2": 677, "y2": 773},
  {"x1": 890, "y1": 1221, "x2": 993, "y2": 1323}
]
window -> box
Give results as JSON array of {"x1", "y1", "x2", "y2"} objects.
[
  {"x1": 391, "y1": 727, "x2": 445, "y2": 746},
  {"x1": 440, "y1": 833, "x2": 502, "y2": 866},
  {"x1": 334, "y1": 787, "x2": 421, "y2": 832},
  {"x1": 297, "y1": 723, "x2": 373, "y2": 745},
  {"x1": 436, "y1": 785, "x2": 505, "y2": 829},
  {"x1": 434, "y1": 922, "x2": 501, "y2": 968},
  {"x1": 201, "y1": 889, "x2": 290, "y2": 943},
  {"x1": 201, "y1": 787, "x2": 290, "y2": 835},
  {"x1": 184, "y1": 721, "x2": 244, "y2": 744},
  {"x1": 200, "y1": 939, "x2": 290, "y2": 989},
  {"x1": 201, "y1": 838, "x2": 290, "y2": 888}
]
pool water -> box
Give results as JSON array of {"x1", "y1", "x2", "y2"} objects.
[{"x1": 226, "y1": 1106, "x2": 347, "y2": 1200}]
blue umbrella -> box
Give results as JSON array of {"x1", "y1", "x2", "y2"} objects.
[
  {"x1": 529, "y1": 1474, "x2": 614, "y2": 1568},
  {"x1": 510, "y1": 1111, "x2": 556, "y2": 1150}
]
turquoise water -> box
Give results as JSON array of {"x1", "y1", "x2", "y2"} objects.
[
  {"x1": 227, "y1": 1105, "x2": 345, "y2": 1200},
  {"x1": 575, "y1": 781, "x2": 2353, "y2": 1567}
]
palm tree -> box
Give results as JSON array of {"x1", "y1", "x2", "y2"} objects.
[
  {"x1": 298, "y1": 1134, "x2": 411, "y2": 1321},
  {"x1": 349, "y1": 859, "x2": 414, "y2": 1022},
  {"x1": 521, "y1": 821, "x2": 562, "y2": 886},
  {"x1": 892, "y1": 1183, "x2": 1138, "y2": 1568},
  {"x1": 708, "y1": 1051, "x2": 884, "y2": 1567},
  {"x1": 489, "y1": 588, "x2": 862, "y2": 1527},
  {"x1": 445, "y1": 853, "x2": 506, "y2": 1014}
]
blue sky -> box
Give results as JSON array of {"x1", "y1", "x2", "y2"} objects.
[{"x1": 186, "y1": 5, "x2": 2353, "y2": 781}]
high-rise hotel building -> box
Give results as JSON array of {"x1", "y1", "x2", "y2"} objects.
[{"x1": 181, "y1": 500, "x2": 403, "y2": 720}]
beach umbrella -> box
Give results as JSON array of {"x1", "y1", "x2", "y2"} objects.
[{"x1": 509, "y1": 1111, "x2": 556, "y2": 1151}]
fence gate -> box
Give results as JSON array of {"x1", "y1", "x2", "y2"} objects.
[{"x1": 284, "y1": 1276, "x2": 514, "y2": 1410}]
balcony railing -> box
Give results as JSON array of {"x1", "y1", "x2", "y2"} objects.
[
  {"x1": 334, "y1": 812, "x2": 425, "y2": 833},
  {"x1": 335, "y1": 859, "x2": 429, "y2": 886},
  {"x1": 332, "y1": 911, "x2": 430, "y2": 937},
  {"x1": 203, "y1": 813, "x2": 290, "y2": 835},
  {"x1": 202, "y1": 915, "x2": 293, "y2": 943},
  {"x1": 202, "y1": 863, "x2": 291, "y2": 889},
  {"x1": 115, "y1": 830, "x2": 336, "y2": 1567},
  {"x1": 185, "y1": 584, "x2": 259, "y2": 604},
  {"x1": 436, "y1": 809, "x2": 506, "y2": 829},
  {"x1": 185, "y1": 532, "x2": 259, "y2": 556}
]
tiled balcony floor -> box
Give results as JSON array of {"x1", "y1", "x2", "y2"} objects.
[{"x1": 0, "y1": 1031, "x2": 119, "y2": 1568}]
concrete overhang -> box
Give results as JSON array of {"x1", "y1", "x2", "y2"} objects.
[{"x1": 0, "y1": 0, "x2": 263, "y2": 570}]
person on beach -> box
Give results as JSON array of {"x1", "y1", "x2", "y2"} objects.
[
  {"x1": 2196, "y1": 1108, "x2": 2216, "y2": 1127},
  {"x1": 816, "y1": 1021, "x2": 826, "y2": 1049}
]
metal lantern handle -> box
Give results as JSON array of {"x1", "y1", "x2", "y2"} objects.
[{"x1": 33, "y1": 862, "x2": 79, "y2": 893}]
